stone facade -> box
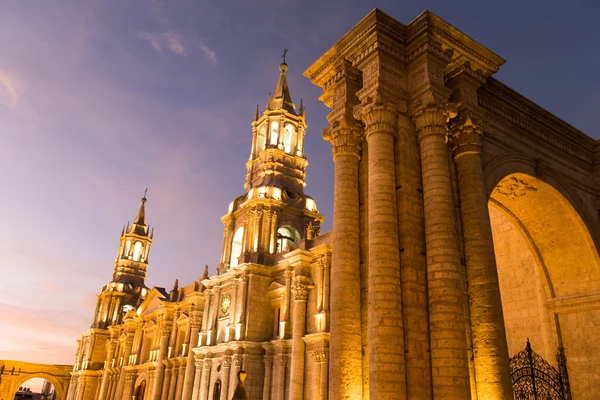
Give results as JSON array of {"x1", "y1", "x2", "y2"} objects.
[
  {"x1": 59, "y1": 8, "x2": 600, "y2": 400},
  {"x1": 305, "y1": 8, "x2": 600, "y2": 400}
]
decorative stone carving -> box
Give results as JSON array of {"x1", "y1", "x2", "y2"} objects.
[
  {"x1": 203, "y1": 359, "x2": 213, "y2": 370},
  {"x1": 223, "y1": 355, "x2": 232, "y2": 368},
  {"x1": 312, "y1": 350, "x2": 328, "y2": 364},
  {"x1": 322, "y1": 120, "x2": 364, "y2": 160},
  {"x1": 263, "y1": 355, "x2": 274, "y2": 368},
  {"x1": 293, "y1": 283, "x2": 309, "y2": 302},
  {"x1": 495, "y1": 177, "x2": 538, "y2": 200},
  {"x1": 279, "y1": 355, "x2": 288, "y2": 367},
  {"x1": 221, "y1": 294, "x2": 231, "y2": 316},
  {"x1": 449, "y1": 113, "x2": 484, "y2": 158},
  {"x1": 233, "y1": 354, "x2": 243, "y2": 367}
]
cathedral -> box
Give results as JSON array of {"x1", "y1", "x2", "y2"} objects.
[{"x1": 62, "y1": 8, "x2": 600, "y2": 400}]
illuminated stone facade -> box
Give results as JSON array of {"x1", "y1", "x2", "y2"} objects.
[
  {"x1": 61, "y1": 8, "x2": 600, "y2": 400},
  {"x1": 305, "y1": 8, "x2": 600, "y2": 400}
]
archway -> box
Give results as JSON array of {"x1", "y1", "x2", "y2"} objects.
[
  {"x1": 13, "y1": 377, "x2": 56, "y2": 400},
  {"x1": 0, "y1": 361, "x2": 71, "y2": 400},
  {"x1": 488, "y1": 173, "x2": 600, "y2": 399},
  {"x1": 133, "y1": 379, "x2": 146, "y2": 400}
]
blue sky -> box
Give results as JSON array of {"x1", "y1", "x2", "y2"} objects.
[{"x1": 0, "y1": 0, "x2": 598, "y2": 365}]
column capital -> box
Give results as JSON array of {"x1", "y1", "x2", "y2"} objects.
[
  {"x1": 412, "y1": 95, "x2": 459, "y2": 141},
  {"x1": 263, "y1": 355, "x2": 274, "y2": 368},
  {"x1": 312, "y1": 349, "x2": 328, "y2": 364},
  {"x1": 293, "y1": 282, "x2": 310, "y2": 302},
  {"x1": 223, "y1": 355, "x2": 232, "y2": 368},
  {"x1": 323, "y1": 120, "x2": 364, "y2": 161},
  {"x1": 449, "y1": 113, "x2": 484, "y2": 159},
  {"x1": 355, "y1": 99, "x2": 400, "y2": 139},
  {"x1": 194, "y1": 359, "x2": 204, "y2": 369},
  {"x1": 232, "y1": 354, "x2": 243, "y2": 367},
  {"x1": 203, "y1": 358, "x2": 213, "y2": 370},
  {"x1": 189, "y1": 314, "x2": 202, "y2": 330},
  {"x1": 279, "y1": 355, "x2": 289, "y2": 367}
]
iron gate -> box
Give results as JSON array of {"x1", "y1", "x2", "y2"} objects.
[{"x1": 509, "y1": 339, "x2": 571, "y2": 400}]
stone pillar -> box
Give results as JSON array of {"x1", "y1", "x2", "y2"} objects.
[
  {"x1": 237, "y1": 275, "x2": 249, "y2": 340},
  {"x1": 163, "y1": 366, "x2": 174, "y2": 400},
  {"x1": 289, "y1": 282, "x2": 309, "y2": 400},
  {"x1": 312, "y1": 350, "x2": 328, "y2": 400},
  {"x1": 200, "y1": 289, "x2": 211, "y2": 346},
  {"x1": 198, "y1": 358, "x2": 212, "y2": 400},
  {"x1": 262, "y1": 356, "x2": 273, "y2": 400},
  {"x1": 270, "y1": 211, "x2": 278, "y2": 254},
  {"x1": 152, "y1": 323, "x2": 171, "y2": 400},
  {"x1": 359, "y1": 100, "x2": 406, "y2": 399},
  {"x1": 450, "y1": 114, "x2": 512, "y2": 399},
  {"x1": 395, "y1": 112, "x2": 432, "y2": 399},
  {"x1": 277, "y1": 355, "x2": 288, "y2": 400},
  {"x1": 191, "y1": 358, "x2": 204, "y2": 400},
  {"x1": 282, "y1": 271, "x2": 293, "y2": 338},
  {"x1": 182, "y1": 313, "x2": 202, "y2": 399},
  {"x1": 98, "y1": 340, "x2": 117, "y2": 400},
  {"x1": 322, "y1": 121, "x2": 363, "y2": 400},
  {"x1": 174, "y1": 365, "x2": 185, "y2": 400},
  {"x1": 123, "y1": 371, "x2": 135, "y2": 400},
  {"x1": 220, "y1": 356, "x2": 232, "y2": 400},
  {"x1": 114, "y1": 335, "x2": 134, "y2": 399},
  {"x1": 228, "y1": 354, "x2": 244, "y2": 399},
  {"x1": 413, "y1": 103, "x2": 471, "y2": 398}
]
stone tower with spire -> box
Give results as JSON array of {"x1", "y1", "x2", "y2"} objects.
[
  {"x1": 218, "y1": 60, "x2": 323, "y2": 273},
  {"x1": 91, "y1": 195, "x2": 153, "y2": 329}
]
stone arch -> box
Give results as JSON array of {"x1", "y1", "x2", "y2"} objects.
[
  {"x1": 4, "y1": 370, "x2": 68, "y2": 400},
  {"x1": 486, "y1": 170, "x2": 600, "y2": 399},
  {"x1": 484, "y1": 152, "x2": 600, "y2": 249},
  {"x1": 133, "y1": 372, "x2": 147, "y2": 400}
]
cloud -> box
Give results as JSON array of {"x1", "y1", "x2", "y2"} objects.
[
  {"x1": 0, "y1": 70, "x2": 19, "y2": 108},
  {"x1": 138, "y1": 31, "x2": 186, "y2": 56},
  {"x1": 200, "y1": 43, "x2": 217, "y2": 64}
]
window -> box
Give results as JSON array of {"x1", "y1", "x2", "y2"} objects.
[
  {"x1": 276, "y1": 226, "x2": 300, "y2": 253},
  {"x1": 123, "y1": 240, "x2": 131, "y2": 257},
  {"x1": 269, "y1": 121, "x2": 279, "y2": 145},
  {"x1": 256, "y1": 126, "x2": 267, "y2": 153},
  {"x1": 229, "y1": 227, "x2": 244, "y2": 268},
  {"x1": 283, "y1": 124, "x2": 295, "y2": 154},
  {"x1": 132, "y1": 241, "x2": 143, "y2": 261}
]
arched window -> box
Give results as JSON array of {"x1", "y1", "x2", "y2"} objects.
[
  {"x1": 212, "y1": 380, "x2": 221, "y2": 400},
  {"x1": 276, "y1": 225, "x2": 300, "y2": 253},
  {"x1": 229, "y1": 227, "x2": 244, "y2": 269},
  {"x1": 123, "y1": 240, "x2": 131, "y2": 257},
  {"x1": 269, "y1": 121, "x2": 279, "y2": 145},
  {"x1": 132, "y1": 241, "x2": 143, "y2": 261},
  {"x1": 283, "y1": 124, "x2": 295, "y2": 154},
  {"x1": 256, "y1": 126, "x2": 267, "y2": 153}
]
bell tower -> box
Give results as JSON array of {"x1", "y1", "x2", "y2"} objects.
[
  {"x1": 91, "y1": 194, "x2": 153, "y2": 329},
  {"x1": 218, "y1": 59, "x2": 324, "y2": 273}
]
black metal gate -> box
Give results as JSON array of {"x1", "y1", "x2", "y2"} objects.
[{"x1": 509, "y1": 339, "x2": 571, "y2": 400}]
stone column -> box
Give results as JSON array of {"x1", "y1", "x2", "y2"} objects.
[
  {"x1": 114, "y1": 335, "x2": 134, "y2": 399},
  {"x1": 360, "y1": 100, "x2": 406, "y2": 399},
  {"x1": 164, "y1": 366, "x2": 174, "y2": 400},
  {"x1": 282, "y1": 271, "x2": 293, "y2": 338},
  {"x1": 191, "y1": 358, "x2": 204, "y2": 400},
  {"x1": 181, "y1": 312, "x2": 202, "y2": 399},
  {"x1": 122, "y1": 371, "x2": 135, "y2": 400},
  {"x1": 98, "y1": 340, "x2": 117, "y2": 400},
  {"x1": 277, "y1": 355, "x2": 288, "y2": 400},
  {"x1": 262, "y1": 356, "x2": 273, "y2": 400},
  {"x1": 450, "y1": 114, "x2": 512, "y2": 399},
  {"x1": 228, "y1": 354, "x2": 244, "y2": 399},
  {"x1": 320, "y1": 350, "x2": 329, "y2": 400},
  {"x1": 237, "y1": 275, "x2": 249, "y2": 340},
  {"x1": 220, "y1": 356, "x2": 232, "y2": 400},
  {"x1": 198, "y1": 358, "x2": 212, "y2": 400},
  {"x1": 289, "y1": 282, "x2": 309, "y2": 400},
  {"x1": 174, "y1": 365, "x2": 185, "y2": 400},
  {"x1": 151, "y1": 322, "x2": 171, "y2": 400},
  {"x1": 270, "y1": 211, "x2": 278, "y2": 254},
  {"x1": 413, "y1": 103, "x2": 471, "y2": 398},
  {"x1": 395, "y1": 112, "x2": 432, "y2": 399},
  {"x1": 312, "y1": 350, "x2": 328, "y2": 400},
  {"x1": 322, "y1": 121, "x2": 363, "y2": 400}
]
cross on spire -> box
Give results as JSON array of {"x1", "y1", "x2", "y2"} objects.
[{"x1": 282, "y1": 48, "x2": 288, "y2": 64}]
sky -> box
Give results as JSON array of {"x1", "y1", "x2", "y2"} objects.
[{"x1": 0, "y1": 0, "x2": 599, "y2": 368}]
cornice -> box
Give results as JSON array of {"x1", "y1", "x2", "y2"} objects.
[
  {"x1": 480, "y1": 79, "x2": 595, "y2": 164},
  {"x1": 304, "y1": 8, "x2": 406, "y2": 89},
  {"x1": 406, "y1": 11, "x2": 505, "y2": 78}
]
